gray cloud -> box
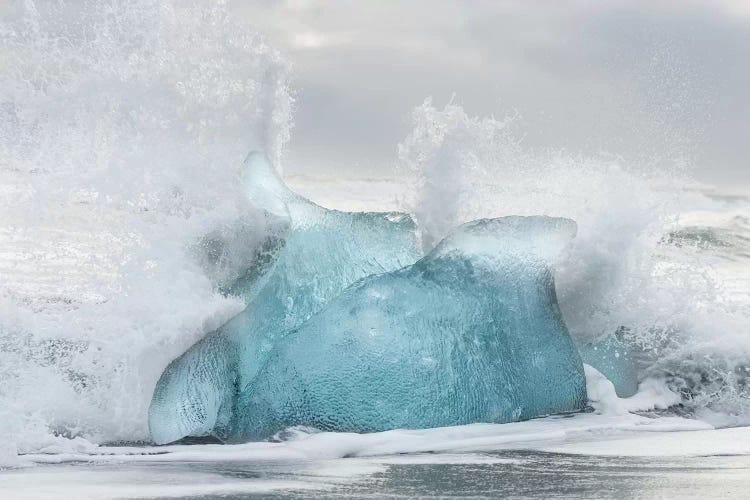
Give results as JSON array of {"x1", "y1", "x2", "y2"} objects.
[{"x1": 232, "y1": 0, "x2": 749, "y2": 187}]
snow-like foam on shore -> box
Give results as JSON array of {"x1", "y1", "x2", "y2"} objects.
[{"x1": 14, "y1": 414, "x2": 713, "y2": 466}]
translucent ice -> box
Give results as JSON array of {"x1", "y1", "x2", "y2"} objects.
[
  {"x1": 578, "y1": 335, "x2": 639, "y2": 398},
  {"x1": 230, "y1": 216, "x2": 586, "y2": 441},
  {"x1": 149, "y1": 153, "x2": 421, "y2": 444}
]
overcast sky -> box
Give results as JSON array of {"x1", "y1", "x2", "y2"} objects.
[{"x1": 232, "y1": 0, "x2": 749, "y2": 187}]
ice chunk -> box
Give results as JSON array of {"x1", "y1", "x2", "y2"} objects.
[
  {"x1": 578, "y1": 335, "x2": 639, "y2": 398},
  {"x1": 149, "y1": 153, "x2": 421, "y2": 444},
  {"x1": 230, "y1": 216, "x2": 586, "y2": 441}
]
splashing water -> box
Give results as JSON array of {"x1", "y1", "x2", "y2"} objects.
[
  {"x1": 0, "y1": 0, "x2": 293, "y2": 456},
  {"x1": 398, "y1": 99, "x2": 750, "y2": 425}
]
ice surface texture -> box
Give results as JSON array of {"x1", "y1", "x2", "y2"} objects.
[
  {"x1": 578, "y1": 336, "x2": 639, "y2": 398},
  {"x1": 149, "y1": 153, "x2": 421, "y2": 444},
  {"x1": 230, "y1": 216, "x2": 586, "y2": 441}
]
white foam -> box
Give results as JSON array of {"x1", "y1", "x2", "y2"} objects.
[
  {"x1": 16, "y1": 413, "x2": 710, "y2": 467},
  {"x1": 585, "y1": 364, "x2": 682, "y2": 416}
]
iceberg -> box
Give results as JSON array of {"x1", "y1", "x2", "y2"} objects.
[
  {"x1": 578, "y1": 335, "x2": 639, "y2": 398},
  {"x1": 229, "y1": 216, "x2": 587, "y2": 441},
  {"x1": 149, "y1": 153, "x2": 421, "y2": 444}
]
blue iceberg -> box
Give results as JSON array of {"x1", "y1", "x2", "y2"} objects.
[
  {"x1": 149, "y1": 153, "x2": 421, "y2": 444},
  {"x1": 229, "y1": 216, "x2": 587, "y2": 441}
]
